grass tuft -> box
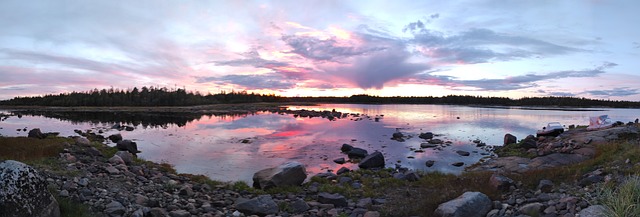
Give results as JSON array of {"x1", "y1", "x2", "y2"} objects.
[{"x1": 600, "y1": 176, "x2": 640, "y2": 217}]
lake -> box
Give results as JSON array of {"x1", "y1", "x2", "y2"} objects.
[{"x1": 1, "y1": 104, "x2": 639, "y2": 184}]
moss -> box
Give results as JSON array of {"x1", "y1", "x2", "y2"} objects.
[
  {"x1": 493, "y1": 141, "x2": 537, "y2": 158},
  {"x1": 57, "y1": 196, "x2": 96, "y2": 217}
]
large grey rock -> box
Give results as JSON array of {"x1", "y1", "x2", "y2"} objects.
[
  {"x1": 116, "y1": 139, "x2": 139, "y2": 154},
  {"x1": 504, "y1": 134, "x2": 517, "y2": 145},
  {"x1": 578, "y1": 205, "x2": 607, "y2": 217},
  {"x1": 358, "y1": 151, "x2": 385, "y2": 169},
  {"x1": 252, "y1": 161, "x2": 307, "y2": 189},
  {"x1": 0, "y1": 160, "x2": 60, "y2": 217},
  {"x1": 235, "y1": 195, "x2": 279, "y2": 215},
  {"x1": 434, "y1": 191, "x2": 491, "y2": 217},
  {"x1": 318, "y1": 192, "x2": 348, "y2": 207}
]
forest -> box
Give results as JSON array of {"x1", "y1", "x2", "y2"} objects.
[{"x1": 1, "y1": 86, "x2": 639, "y2": 108}]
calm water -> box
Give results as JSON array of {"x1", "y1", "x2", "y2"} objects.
[{"x1": 1, "y1": 104, "x2": 639, "y2": 183}]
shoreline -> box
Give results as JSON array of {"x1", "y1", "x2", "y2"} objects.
[{"x1": 2, "y1": 110, "x2": 640, "y2": 216}]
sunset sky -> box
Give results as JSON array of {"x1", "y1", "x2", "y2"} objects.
[{"x1": 1, "y1": 0, "x2": 639, "y2": 101}]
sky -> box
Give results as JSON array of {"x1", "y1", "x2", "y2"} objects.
[{"x1": 1, "y1": 0, "x2": 639, "y2": 101}]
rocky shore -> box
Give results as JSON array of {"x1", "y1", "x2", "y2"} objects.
[{"x1": 1, "y1": 118, "x2": 640, "y2": 216}]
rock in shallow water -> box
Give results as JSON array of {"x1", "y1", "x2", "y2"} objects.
[{"x1": 358, "y1": 151, "x2": 385, "y2": 169}]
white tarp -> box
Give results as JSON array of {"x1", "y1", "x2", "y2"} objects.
[{"x1": 587, "y1": 115, "x2": 612, "y2": 130}]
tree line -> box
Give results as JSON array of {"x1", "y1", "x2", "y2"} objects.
[{"x1": 1, "y1": 87, "x2": 639, "y2": 108}]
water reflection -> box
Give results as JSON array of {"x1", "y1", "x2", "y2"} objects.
[{"x1": 1, "y1": 105, "x2": 639, "y2": 184}]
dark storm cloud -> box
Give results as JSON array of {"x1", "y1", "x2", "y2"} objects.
[
  {"x1": 195, "y1": 73, "x2": 296, "y2": 90},
  {"x1": 582, "y1": 87, "x2": 639, "y2": 97}
]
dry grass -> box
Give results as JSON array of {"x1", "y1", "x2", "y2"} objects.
[
  {"x1": 0, "y1": 137, "x2": 71, "y2": 162},
  {"x1": 381, "y1": 171, "x2": 498, "y2": 217}
]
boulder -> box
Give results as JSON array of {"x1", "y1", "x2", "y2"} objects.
[
  {"x1": 358, "y1": 151, "x2": 385, "y2": 169},
  {"x1": 75, "y1": 137, "x2": 91, "y2": 146},
  {"x1": 489, "y1": 174, "x2": 515, "y2": 192},
  {"x1": 28, "y1": 128, "x2": 45, "y2": 139},
  {"x1": 419, "y1": 132, "x2": 434, "y2": 140},
  {"x1": 504, "y1": 134, "x2": 517, "y2": 145},
  {"x1": 235, "y1": 195, "x2": 279, "y2": 215},
  {"x1": 252, "y1": 161, "x2": 307, "y2": 189},
  {"x1": 108, "y1": 134, "x2": 123, "y2": 143},
  {"x1": 348, "y1": 148, "x2": 368, "y2": 158},
  {"x1": 116, "y1": 140, "x2": 139, "y2": 154},
  {"x1": 115, "y1": 151, "x2": 134, "y2": 165},
  {"x1": 318, "y1": 192, "x2": 348, "y2": 207},
  {"x1": 434, "y1": 192, "x2": 491, "y2": 217},
  {"x1": 0, "y1": 160, "x2": 60, "y2": 217}
]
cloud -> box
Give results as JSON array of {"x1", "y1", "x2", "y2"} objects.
[
  {"x1": 407, "y1": 24, "x2": 584, "y2": 64},
  {"x1": 582, "y1": 87, "x2": 639, "y2": 97},
  {"x1": 195, "y1": 73, "x2": 296, "y2": 90},
  {"x1": 281, "y1": 34, "x2": 386, "y2": 61},
  {"x1": 405, "y1": 62, "x2": 616, "y2": 91}
]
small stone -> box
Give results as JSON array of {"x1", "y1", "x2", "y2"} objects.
[
  {"x1": 78, "y1": 178, "x2": 89, "y2": 187},
  {"x1": 518, "y1": 202, "x2": 543, "y2": 216},
  {"x1": 544, "y1": 205, "x2": 557, "y2": 214},
  {"x1": 333, "y1": 158, "x2": 346, "y2": 164}
]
